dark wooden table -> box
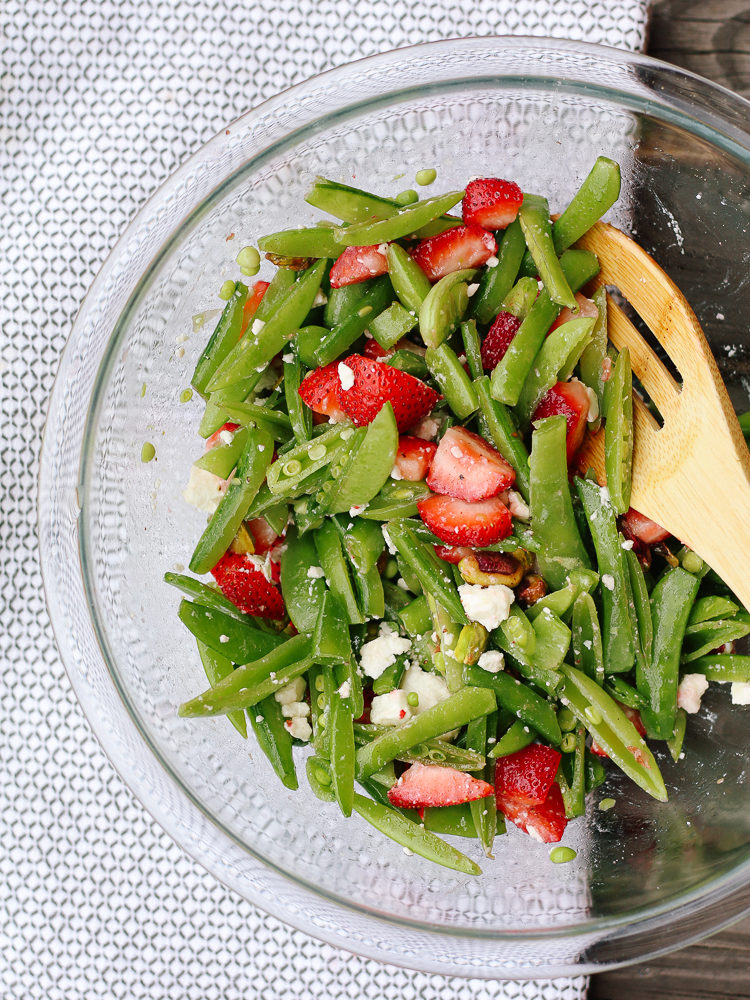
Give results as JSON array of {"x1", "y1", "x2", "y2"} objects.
[{"x1": 591, "y1": 3, "x2": 750, "y2": 997}]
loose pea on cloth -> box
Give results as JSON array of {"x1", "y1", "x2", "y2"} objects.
[{"x1": 1, "y1": 1, "x2": 649, "y2": 997}]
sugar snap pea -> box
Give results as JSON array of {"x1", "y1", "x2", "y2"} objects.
[
  {"x1": 177, "y1": 600, "x2": 282, "y2": 664},
  {"x1": 191, "y1": 281, "x2": 248, "y2": 397},
  {"x1": 314, "y1": 519, "x2": 364, "y2": 625},
  {"x1": 266, "y1": 422, "x2": 351, "y2": 497},
  {"x1": 249, "y1": 695, "x2": 298, "y2": 790},
  {"x1": 425, "y1": 342, "x2": 478, "y2": 419},
  {"x1": 667, "y1": 708, "x2": 687, "y2": 763},
  {"x1": 193, "y1": 426, "x2": 250, "y2": 478},
  {"x1": 688, "y1": 595, "x2": 739, "y2": 626},
  {"x1": 518, "y1": 193, "x2": 576, "y2": 309},
  {"x1": 604, "y1": 347, "x2": 634, "y2": 515},
  {"x1": 463, "y1": 663, "x2": 561, "y2": 745},
  {"x1": 323, "y1": 402, "x2": 398, "y2": 514},
  {"x1": 689, "y1": 654, "x2": 750, "y2": 682},
  {"x1": 419, "y1": 268, "x2": 475, "y2": 349},
  {"x1": 257, "y1": 226, "x2": 343, "y2": 259},
  {"x1": 625, "y1": 547, "x2": 653, "y2": 675},
  {"x1": 385, "y1": 242, "x2": 432, "y2": 314},
  {"x1": 166, "y1": 571, "x2": 256, "y2": 625},
  {"x1": 397, "y1": 595, "x2": 432, "y2": 638},
  {"x1": 313, "y1": 275, "x2": 393, "y2": 366},
  {"x1": 334, "y1": 190, "x2": 464, "y2": 246},
  {"x1": 330, "y1": 693, "x2": 355, "y2": 817},
  {"x1": 195, "y1": 639, "x2": 247, "y2": 738},
  {"x1": 369, "y1": 300, "x2": 418, "y2": 349},
  {"x1": 460, "y1": 319, "x2": 483, "y2": 380},
  {"x1": 306, "y1": 754, "x2": 336, "y2": 802},
  {"x1": 570, "y1": 592, "x2": 605, "y2": 683},
  {"x1": 354, "y1": 724, "x2": 486, "y2": 771},
  {"x1": 324, "y1": 282, "x2": 369, "y2": 329},
  {"x1": 475, "y1": 376, "x2": 530, "y2": 501},
  {"x1": 681, "y1": 618, "x2": 750, "y2": 663},
  {"x1": 283, "y1": 351, "x2": 312, "y2": 443},
  {"x1": 603, "y1": 676, "x2": 647, "y2": 711},
  {"x1": 386, "y1": 521, "x2": 469, "y2": 625},
  {"x1": 465, "y1": 714, "x2": 497, "y2": 857},
  {"x1": 525, "y1": 569, "x2": 599, "y2": 623},
  {"x1": 488, "y1": 717, "x2": 536, "y2": 758},
  {"x1": 279, "y1": 526, "x2": 328, "y2": 633},
  {"x1": 578, "y1": 286, "x2": 608, "y2": 416},
  {"x1": 471, "y1": 219, "x2": 526, "y2": 325},
  {"x1": 216, "y1": 400, "x2": 293, "y2": 442},
  {"x1": 359, "y1": 480, "x2": 432, "y2": 520},
  {"x1": 515, "y1": 316, "x2": 595, "y2": 426},
  {"x1": 501, "y1": 276, "x2": 538, "y2": 319},
  {"x1": 312, "y1": 591, "x2": 352, "y2": 664}
]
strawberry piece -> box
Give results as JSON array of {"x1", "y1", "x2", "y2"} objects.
[
  {"x1": 427, "y1": 426, "x2": 515, "y2": 501},
  {"x1": 387, "y1": 762, "x2": 493, "y2": 809},
  {"x1": 329, "y1": 244, "x2": 388, "y2": 288},
  {"x1": 205, "y1": 422, "x2": 241, "y2": 450},
  {"x1": 497, "y1": 782, "x2": 568, "y2": 844},
  {"x1": 462, "y1": 178, "x2": 524, "y2": 231},
  {"x1": 481, "y1": 311, "x2": 522, "y2": 371},
  {"x1": 532, "y1": 380, "x2": 590, "y2": 462},
  {"x1": 298, "y1": 363, "x2": 348, "y2": 421},
  {"x1": 363, "y1": 339, "x2": 392, "y2": 360},
  {"x1": 494, "y1": 744, "x2": 562, "y2": 806},
  {"x1": 211, "y1": 552, "x2": 285, "y2": 618},
  {"x1": 336, "y1": 354, "x2": 439, "y2": 431},
  {"x1": 548, "y1": 292, "x2": 599, "y2": 334},
  {"x1": 621, "y1": 508, "x2": 670, "y2": 546},
  {"x1": 417, "y1": 494, "x2": 512, "y2": 546},
  {"x1": 411, "y1": 224, "x2": 497, "y2": 282},
  {"x1": 394, "y1": 436, "x2": 437, "y2": 481},
  {"x1": 433, "y1": 544, "x2": 473, "y2": 565},
  {"x1": 248, "y1": 517, "x2": 279, "y2": 554},
  {"x1": 241, "y1": 280, "x2": 270, "y2": 333}
]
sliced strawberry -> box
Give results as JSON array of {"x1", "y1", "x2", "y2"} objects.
[
  {"x1": 494, "y1": 744, "x2": 562, "y2": 806},
  {"x1": 497, "y1": 782, "x2": 568, "y2": 844},
  {"x1": 548, "y1": 292, "x2": 599, "y2": 333},
  {"x1": 363, "y1": 339, "x2": 392, "y2": 360},
  {"x1": 433, "y1": 544, "x2": 473, "y2": 565},
  {"x1": 481, "y1": 311, "x2": 522, "y2": 371},
  {"x1": 248, "y1": 517, "x2": 279, "y2": 554},
  {"x1": 211, "y1": 552, "x2": 285, "y2": 618},
  {"x1": 387, "y1": 762, "x2": 493, "y2": 809},
  {"x1": 621, "y1": 508, "x2": 670, "y2": 546},
  {"x1": 394, "y1": 436, "x2": 437, "y2": 481},
  {"x1": 205, "y1": 422, "x2": 241, "y2": 450},
  {"x1": 417, "y1": 494, "x2": 513, "y2": 546},
  {"x1": 427, "y1": 426, "x2": 515, "y2": 501},
  {"x1": 241, "y1": 279, "x2": 270, "y2": 334},
  {"x1": 462, "y1": 178, "x2": 523, "y2": 230},
  {"x1": 298, "y1": 363, "x2": 348, "y2": 421},
  {"x1": 411, "y1": 224, "x2": 497, "y2": 282},
  {"x1": 532, "y1": 380, "x2": 590, "y2": 462},
  {"x1": 336, "y1": 355, "x2": 439, "y2": 432},
  {"x1": 329, "y1": 244, "x2": 388, "y2": 288}
]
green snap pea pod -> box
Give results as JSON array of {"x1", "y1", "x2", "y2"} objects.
[
  {"x1": 352, "y1": 792, "x2": 481, "y2": 875},
  {"x1": 283, "y1": 351, "x2": 312, "y2": 443},
  {"x1": 681, "y1": 618, "x2": 750, "y2": 662},
  {"x1": 463, "y1": 663, "x2": 561, "y2": 745},
  {"x1": 248, "y1": 695, "x2": 298, "y2": 790},
  {"x1": 518, "y1": 194, "x2": 576, "y2": 309},
  {"x1": 465, "y1": 714, "x2": 497, "y2": 857},
  {"x1": 384, "y1": 349, "x2": 430, "y2": 378},
  {"x1": 425, "y1": 342, "x2": 478, "y2": 419},
  {"x1": 189, "y1": 427, "x2": 274, "y2": 574},
  {"x1": 471, "y1": 219, "x2": 526, "y2": 325},
  {"x1": 604, "y1": 676, "x2": 647, "y2": 711},
  {"x1": 354, "y1": 724, "x2": 486, "y2": 770},
  {"x1": 356, "y1": 687, "x2": 496, "y2": 779},
  {"x1": 195, "y1": 640, "x2": 247, "y2": 738},
  {"x1": 334, "y1": 190, "x2": 464, "y2": 246},
  {"x1": 499, "y1": 604, "x2": 536, "y2": 656},
  {"x1": 334, "y1": 656, "x2": 364, "y2": 721},
  {"x1": 266, "y1": 422, "x2": 351, "y2": 497},
  {"x1": 637, "y1": 566, "x2": 699, "y2": 739},
  {"x1": 625, "y1": 547, "x2": 653, "y2": 676},
  {"x1": 313, "y1": 276, "x2": 393, "y2": 366},
  {"x1": 323, "y1": 402, "x2": 398, "y2": 514},
  {"x1": 530, "y1": 417, "x2": 592, "y2": 590},
  {"x1": 193, "y1": 426, "x2": 250, "y2": 478},
  {"x1": 474, "y1": 376, "x2": 530, "y2": 500},
  {"x1": 371, "y1": 653, "x2": 408, "y2": 695},
  {"x1": 207, "y1": 260, "x2": 326, "y2": 391},
  {"x1": 427, "y1": 594, "x2": 464, "y2": 690},
  {"x1": 454, "y1": 622, "x2": 489, "y2": 666},
  {"x1": 604, "y1": 347, "x2": 634, "y2": 515},
  {"x1": 525, "y1": 568, "x2": 599, "y2": 622},
  {"x1": 383, "y1": 579, "x2": 414, "y2": 619},
  {"x1": 330, "y1": 693, "x2": 356, "y2": 817},
  {"x1": 339, "y1": 516, "x2": 385, "y2": 571},
  {"x1": 501, "y1": 276, "x2": 538, "y2": 319},
  {"x1": 359, "y1": 480, "x2": 432, "y2": 520},
  {"x1": 279, "y1": 526, "x2": 328, "y2": 633},
  {"x1": 576, "y1": 476, "x2": 636, "y2": 674},
  {"x1": 494, "y1": 607, "x2": 568, "y2": 695},
  {"x1": 488, "y1": 717, "x2": 536, "y2": 758},
  {"x1": 177, "y1": 600, "x2": 282, "y2": 663},
  {"x1": 191, "y1": 282, "x2": 248, "y2": 397},
  {"x1": 666, "y1": 708, "x2": 687, "y2": 763},
  {"x1": 257, "y1": 226, "x2": 343, "y2": 259},
  {"x1": 356, "y1": 564, "x2": 386, "y2": 621},
  {"x1": 254, "y1": 266, "x2": 297, "y2": 320},
  {"x1": 559, "y1": 664, "x2": 667, "y2": 802},
  {"x1": 369, "y1": 300, "x2": 418, "y2": 349},
  {"x1": 324, "y1": 282, "x2": 370, "y2": 328},
  {"x1": 385, "y1": 242, "x2": 431, "y2": 314},
  {"x1": 216, "y1": 400, "x2": 293, "y2": 442},
  {"x1": 386, "y1": 521, "x2": 469, "y2": 625},
  {"x1": 306, "y1": 754, "x2": 336, "y2": 802},
  {"x1": 166, "y1": 572, "x2": 255, "y2": 625},
  {"x1": 690, "y1": 653, "x2": 750, "y2": 682},
  {"x1": 398, "y1": 595, "x2": 432, "y2": 638},
  {"x1": 688, "y1": 595, "x2": 739, "y2": 625},
  {"x1": 296, "y1": 427, "x2": 367, "y2": 521},
  {"x1": 422, "y1": 805, "x2": 479, "y2": 839},
  {"x1": 460, "y1": 319, "x2": 483, "y2": 380},
  {"x1": 585, "y1": 752, "x2": 607, "y2": 792},
  {"x1": 312, "y1": 666, "x2": 335, "y2": 757},
  {"x1": 570, "y1": 592, "x2": 605, "y2": 684},
  {"x1": 314, "y1": 519, "x2": 364, "y2": 625},
  {"x1": 558, "y1": 724, "x2": 586, "y2": 818},
  {"x1": 515, "y1": 316, "x2": 595, "y2": 426},
  {"x1": 263, "y1": 503, "x2": 290, "y2": 537},
  {"x1": 578, "y1": 286, "x2": 608, "y2": 417},
  {"x1": 307, "y1": 666, "x2": 327, "y2": 743},
  {"x1": 419, "y1": 269, "x2": 475, "y2": 349},
  {"x1": 178, "y1": 635, "x2": 312, "y2": 716},
  {"x1": 312, "y1": 591, "x2": 352, "y2": 664},
  {"x1": 198, "y1": 376, "x2": 264, "y2": 438},
  {"x1": 490, "y1": 249, "x2": 599, "y2": 405}
]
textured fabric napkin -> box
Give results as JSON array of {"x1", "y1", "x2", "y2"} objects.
[{"x1": 1, "y1": 1, "x2": 650, "y2": 997}]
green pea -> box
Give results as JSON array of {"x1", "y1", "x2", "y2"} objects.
[
  {"x1": 561, "y1": 732, "x2": 577, "y2": 753},
  {"x1": 396, "y1": 189, "x2": 418, "y2": 206},
  {"x1": 140, "y1": 441, "x2": 156, "y2": 463},
  {"x1": 283, "y1": 459, "x2": 302, "y2": 476},
  {"x1": 406, "y1": 692, "x2": 419, "y2": 707},
  {"x1": 218, "y1": 279, "x2": 236, "y2": 300},
  {"x1": 549, "y1": 846, "x2": 577, "y2": 864},
  {"x1": 584, "y1": 705, "x2": 602, "y2": 725},
  {"x1": 557, "y1": 706, "x2": 576, "y2": 732},
  {"x1": 599, "y1": 797, "x2": 616, "y2": 812},
  {"x1": 681, "y1": 550, "x2": 703, "y2": 574},
  {"x1": 179, "y1": 387, "x2": 193, "y2": 403},
  {"x1": 307, "y1": 442, "x2": 327, "y2": 461},
  {"x1": 415, "y1": 168, "x2": 437, "y2": 186},
  {"x1": 236, "y1": 245, "x2": 261, "y2": 276}
]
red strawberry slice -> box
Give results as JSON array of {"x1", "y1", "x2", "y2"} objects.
[
  {"x1": 336, "y1": 354, "x2": 439, "y2": 432},
  {"x1": 205, "y1": 422, "x2": 241, "y2": 450},
  {"x1": 427, "y1": 426, "x2": 515, "y2": 501},
  {"x1": 387, "y1": 762, "x2": 494, "y2": 809},
  {"x1": 532, "y1": 380, "x2": 590, "y2": 462},
  {"x1": 496, "y1": 782, "x2": 568, "y2": 843},
  {"x1": 548, "y1": 292, "x2": 599, "y2": 333},
  {"x1": 329, "y1": 244, "x2": 388, "y2": 288},
  {"x1": 298, "y1": 363, "x2": 348, "y2": 421},
  {"x1": 481, "y1": 311, "x2": 522, "y2": 371},
  {"x1": 417, "y1": 494, "x2": 512, "y2": 546},
  {"x1": 241, "y1": 279, "x2": 270, "y2": 333},
  {"x1": 411, "y1": 224, "x2": 497, "y2": 282},
  {"x1": 363, "y1": 339, "x2": 392, "y2": 360},
  {"x1": 211, "y1": 552, "x2": 285, "y2": 618},
  {"x1": 462, "y1": 178, "x2": 524, "y2": 231},
  {"x1": 494, "y1": 744, "x2": 562, "y2": 806},
  {"x1": 621, "y1": 508, "x2": 669, "y2": 546},
  {"x1": 433, "y1": 544, "x2": 474, "y2": 565},
  {"x1": 394, "y1": 436, "x2": 437, "y2": 481}
]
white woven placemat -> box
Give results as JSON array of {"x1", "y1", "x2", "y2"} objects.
[{"x1": 1, "y1": 2, "x2": 650, "y2": 997}]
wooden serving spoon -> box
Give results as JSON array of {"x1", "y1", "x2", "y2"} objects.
[{"x1": 575, "y1": 222, "x2": 750, "y2": 610}]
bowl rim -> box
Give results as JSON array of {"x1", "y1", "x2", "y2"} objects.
[{"x1": 39, "y1": 33, "x2": 750, "y2": 974}]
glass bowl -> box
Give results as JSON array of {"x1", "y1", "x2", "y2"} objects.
[{"x1": 39, "y1": 37, "x2": 750, "y2": 977}]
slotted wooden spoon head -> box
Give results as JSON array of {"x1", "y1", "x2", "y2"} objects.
[{"x1": 576, "y1": 222, "x2": 750, "y2": 609}]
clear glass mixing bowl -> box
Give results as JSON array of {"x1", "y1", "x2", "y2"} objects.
[{"x1": 39, "y1": 37, "x2": 750, "y2": 976}]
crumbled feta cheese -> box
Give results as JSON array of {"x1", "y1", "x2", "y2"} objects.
[
  {"x1": 312, "y1": 289, "x2": 328, "y2": 308},
  {"x1": 182, "y1": 465, "x2": 225, "y2": 514},
  {"x1": 360, "y1": 632, "x2": 412, "y2": 679},
  {"x1": 218, "y1": 429, "x2": 235, "y2": 445},
  {"x1": 280, "y1": 700, "x2": 311, "y2": 719},
  {"x1": 251, "y1": 318, "x2": 265, "y2": 335},
  {"x1": 286, "y1": 716, "x2": 312, "y2": 741},
  {"x1": 486, "y1": 255, "x2": 499, "y2": 268},
  {"x1": 730, "y1": 681, "x2": 750, "y2": 705},
  {"x1": 370, "y1": 689, "x2": 414, "y2": 726},
  {"x1": 599, "y1": 485, "x2": 610, "y2": 505},
  {"x1": 218, "y1": 634, "x2": 229, "y2": 644},
  {"x1": 677, "y1": 673, "x2": 709, "y2": 714},
  {"x1": 242, "y1": 552, "x2": 274, "y2": 582},
  {"x1": 400, "y1": 665, "x2": 450, "y2": 714},
  {"x1": 507, "y1": 489, "x2": 530, "y2": 521},
  {"x1": 458, "y1": 583, "x2": 514, "y2": 631},
  {"x1": 450, "y1": 445, "x2": 463, "y2": 459},
  {"x1": 282, "y1": 353, "x2": 294, "y2": 363},
  {"x1": 621, "y1": 539, "x2": 634, "y2": 551},
  {"x1": 337, "y1": 361, "x2": 355, "y2": 390},
  {"x1": 274, "y1": 677, "x2": 307, "y2": 705},
  {"x1": 337, "y1": 680, "x2": 351, "y2": 699},
  {"x1": 410, "y1": 415, "x2": 440, "y2": 441},
  {"x1": 390, "y1": 466, "x2": 403, "y2": 481},
  {"x1": 307, "y1": 566, "x2": 325, "y2": 579},
  {"x1": 396, "y1": 578, "x2": 410, "y2": 591},
  {"x1": 477, "y1": 650, "x2": 505, "y2": 673},
  {"x1": 349, "y1": 504, "x2": 368, "y2": 517},
  {"x1": 601, "y1": 574, "x2": 615, "y2": 591},
  {"x1": 382, "y1": 524, "x2": 397, "y2": 554},
  {"x1": 467, "y1": 283, "x2": 479, "y2": 297},
  {"x1": 583, "y1": 383, "x2": 599, "y2": 422}
]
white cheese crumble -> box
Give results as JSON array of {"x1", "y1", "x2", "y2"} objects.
[
  {"x1": 282, "y1": 352, "x2": 294, "y2": 363},
  {"x1": 337, "y1": 361, "x2": 355, "y2": 390},
  {"x1": 583, "y1": 383, "x2": 599, "y2": 423},
  {"x1": 411, "y1": 415, "x2": 440, "y2": 441},
  {"x1": 458, "y1": 583, "x2": 514, "y2": 631},
  {"x1": 251, "y1": 318, "x2": 265, "y2": 335},
  {"x1": 286, "y1": 716, "x2": 312, "y2": 741},
  {"x1": 312, "y1": 289, "x2": 328, "y2": 308},
  {"x1": 730, "y1": 681, "x2": 750, "y2": 706},
  {"x1": 621, "y1": 539, "x2": 634, "y2": 550},
  {"x1": 507, "y1": 489, "x2": 530, "y2": 521},
  {"x1": 486, "y1": 255, "x2": 499, "y2": 268},
  {"x1": 337, "y1": 680, "x2": 351, "y2": 699},
  {"x1": 280, "y1": 700, "x2": 311, "y2": 719},
  {"x1": 360, "y1": 631, "x2": 412, "y2": 679},
  {"x1": 349, "y1": 504, "x2": 368, "y2": 517},
  {"x1": 390, "y1": 466, "x2": 403, "y2": 481},
  {"x1": 467, "y1": 283, "x2": 479, "y2": 297},
  {"x1": 382, "y1": 524, "x2": 397, "y2": 555},
  {"x1": 274, "y1": 677, "x2": 306, "y2": 705},
  {"x1": 400, "y1": 664, "x2": 450, "y2": 714},
  {"x1": 219, "y1": 634, "x2": 229, "y2": 644},
  {"x1": 218, "y1": 428, "x2": 235, "y2": 445},
  {"x1": 307, "y1": 566, "x2": 325, "y2": 579},
  {"x1": 677, "y1": 673, "x2": 709, "y2": 714},
  {"x1": 182, "y1": 465, "x2": 225, "y2": 514},
  {"x1": 477, "y1": 650, "x2": 505, "y2": 673},
  {"x1": 450, "y1": 445, "x2": 463, "y2": 459},
  {"x1": 601, "y1": 574, "x2": 615, "y2": 591},
  {"x1": 370, "y1": 689, "x2": 413, "y2": 726}
]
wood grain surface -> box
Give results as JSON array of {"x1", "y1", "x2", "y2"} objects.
[{"x1": 591, "y1": 4, "x2": 750, "y2": 996}]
